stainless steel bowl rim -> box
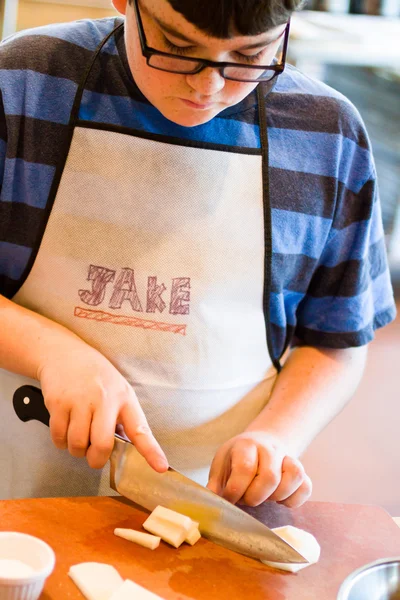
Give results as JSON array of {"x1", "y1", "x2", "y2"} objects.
[{"x1": 337, "y1": 557, "x2": 400, "y2": 599}]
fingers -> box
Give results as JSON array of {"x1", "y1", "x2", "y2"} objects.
[
  {"x1": 268, "y1": 456, "x2": 306, "y2": 502},
  {"x1": 67, "y1": 406, "x2": 93, "y2": 459},
  {"x1": 208, "y1": 436, "x2": 312, "y2": 509},
  {"x1": 119, "y1": 401, "x2": 169, "y2": 473},
  {"x1": 85, "y1": 403, "x2": 118, "y2": 469},
  {"x1": 207, "y1": 447, "x2": 229, "y2": 496},
  {"x1": 241, "y1": 443, "x2": 283, "y2": 506},
  {"x1": 44, "y1": 376, "x2": 168, "y2": 473},
  {"x1": 277, "y1": 474, "x2": 312, "y2": 508},
  {"x1": 87, "y1": 393, "x2": 169, "y2": 472},
  {"x1": 49, "y1": 407, "x2": 70, "y2": 450},
  {"x1": 220, "y1": 440, "x2": 258, "y2": 504}
]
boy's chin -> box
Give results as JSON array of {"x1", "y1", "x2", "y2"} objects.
[{"x1": 161, "y1": 105, "x2": 221, "y2": 128}]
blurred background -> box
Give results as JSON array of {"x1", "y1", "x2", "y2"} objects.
[{"x1": 1, "y1": 0, "x2": 399, "y2": 514}]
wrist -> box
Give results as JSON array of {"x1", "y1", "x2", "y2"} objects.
[
  {"x1": 244, "y1": 420, "x2": 302, "y2": 457},
  {"x1": 35, "y1": 321, "x2": 89, "y2": 381}
]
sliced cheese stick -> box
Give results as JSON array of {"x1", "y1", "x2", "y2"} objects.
[
  {"x1": 261, "y1": 526, "x2": 321, "y2": 573},
  {"x1": 148, "y1": 506, "x2": 193, "y2": 531},
  {"x1": 185, "y1": 522, "x2": 201, "y2": 546},
  {"x1": 109, "y1": 579, "x2": 165, "y2": 600},
  {"x1": 143, "y1": 506, "x2": 194, "y2": 548},
  {"x1": 68, "y1": 563, "x2": 123, "y2": 600},
  {"x1": 114, "y1": 528, "x2": 160, "y2": 550},
  {"x1": 143, "y1": 518, "x2": 187, "y2": 548}
]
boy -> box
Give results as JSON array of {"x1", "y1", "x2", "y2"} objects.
[{"x1": 0, "y1": 0, "x2": 395, "y2": 505}]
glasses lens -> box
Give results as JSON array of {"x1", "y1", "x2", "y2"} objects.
[
  {"x1": 148, "y1": 54, "x2": 201, "y2": 74},
  {"x1": 223, "y1": 67, "x2": 277, "y2": 82}
]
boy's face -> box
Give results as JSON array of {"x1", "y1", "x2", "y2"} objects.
[{"x1": 113, "y1": 0, "x2": 286, "y2": 127}]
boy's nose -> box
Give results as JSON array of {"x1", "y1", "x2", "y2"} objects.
[{"x1": 186, "y1": 67, "x2": 226, "y2": 96}]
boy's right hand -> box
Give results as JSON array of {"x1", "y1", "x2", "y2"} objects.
[{"x1": 37, "y1": 336, "x2": 168, "y2": 473}]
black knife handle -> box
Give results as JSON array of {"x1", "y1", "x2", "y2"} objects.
[{"x1": 13, "y1": 385, "x2": 50, "y2": 427}]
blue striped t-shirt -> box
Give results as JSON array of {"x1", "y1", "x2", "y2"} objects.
[{"x1": 0, "y1": 17, "x2": 396, "y2": 360}]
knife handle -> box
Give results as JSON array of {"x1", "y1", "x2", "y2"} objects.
[{"x1": 13, "y1": 385, "x2": 50, "y2": 427}]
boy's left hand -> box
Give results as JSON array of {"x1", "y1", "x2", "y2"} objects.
[{"x1": 206, "y1": 432, "x2": 312, "y2": 508}]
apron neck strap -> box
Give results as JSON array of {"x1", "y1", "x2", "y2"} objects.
[
  {"x1": 257, "y1": 84, "x2": 282, "y2": 373},
  {"x1": 69, "y1": 21, "x2": 125, "y2": 126}
]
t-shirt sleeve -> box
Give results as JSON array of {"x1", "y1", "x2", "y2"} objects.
[
  {"x1": 294, "y1": 131, "x2": 396, "y2": 348},
  {"x1": 0, "y1": 87, "x2": 17, "y2": 299}
]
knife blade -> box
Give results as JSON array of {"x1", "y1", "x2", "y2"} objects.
[{"x1": 13, "y1": 384, "x2": 307, "y2": 564}]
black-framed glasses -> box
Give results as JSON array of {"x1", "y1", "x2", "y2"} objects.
[{"x1": 132, "y1": 0, "x2": 290, "y2": 83}]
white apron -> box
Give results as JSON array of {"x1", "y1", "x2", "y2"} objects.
[{"x1": 0, "y1": 24, "x2": 281, "y2": 499}]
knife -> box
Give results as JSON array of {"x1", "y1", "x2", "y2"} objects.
[{"x1": 13, "y1": 384, "x2": 306, "y2": 565}]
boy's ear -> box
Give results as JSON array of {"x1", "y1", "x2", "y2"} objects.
[{"x1": 112, "y1": 0, "x2": 128, "y2": 15}]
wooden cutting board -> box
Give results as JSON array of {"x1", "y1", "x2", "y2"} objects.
[{"x1": 1, "y1": 496, "x2": 400, "y2": 599}]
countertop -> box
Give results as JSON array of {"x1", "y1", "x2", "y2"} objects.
[{"x1": 2, "y1": 496, "x2": 400, "y2": 599}]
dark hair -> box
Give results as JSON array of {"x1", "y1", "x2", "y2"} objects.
[{"x1": 132, "y1": 0, "x2": 305, "y2": 38}]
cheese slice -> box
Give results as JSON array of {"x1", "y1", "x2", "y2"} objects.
[
  {"x1": 148, "y1": 506, "x2": 193, "y2": 531},
  {"x1": 261, "y1": 526, "x2": 321, "y2": 573},
  {"x1": 185, "y1": 522, "x2": 201, "y2": 546},
  {"x1": 109, "y1": 579, "x2": 164, "y2": 600},
  {"x1": 142, "y1": 506, "x2": 194, "y2": 548},
  {"x1": 114, "y1": 528, "x2": 160, "y2": 550},
  {"x1": 68, "y1": 563, "x2": 124, "y2": 600},
  {"x1": 143, "y1": 519, "x2": 187, "y2": 548}
]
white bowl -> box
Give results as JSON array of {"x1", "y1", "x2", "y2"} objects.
[{"x1": 0, "y1": 532, "x2": 55, "y2": 600}]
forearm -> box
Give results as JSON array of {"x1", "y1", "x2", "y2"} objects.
[
  {"x1": 0, "y1": 295, "x2": 168, "y2": 471},
  {"x1": 0, "y1": 294, "x2": 83, "y2": 379},
  {"x1": 246, "y1": 344, "x2": 368, "y2": 457}
]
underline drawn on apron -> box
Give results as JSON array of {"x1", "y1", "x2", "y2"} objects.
[{"x1": 74, "y1": 306, "x2": 187, "y2": 335}]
